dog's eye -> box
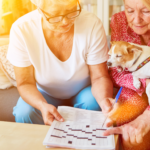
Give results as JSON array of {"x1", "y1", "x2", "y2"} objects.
[{"x1": 116, "y1": 55, "x2": 122, "y2": 58}]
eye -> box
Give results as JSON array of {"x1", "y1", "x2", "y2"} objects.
[
  {"x1": 143, "y1": 11, "x2": 150, "y2": 14},
  {"x1": 127, "y1": 11, "x2": 134, "y2": 13},
  {"x1": 116, "y1": 55, "x2": 122, "y2": 58},
  {"x1": 127, "y1": 9, "x2": 134, "y2": 14}
]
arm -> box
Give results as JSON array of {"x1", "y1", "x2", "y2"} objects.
[
  {"x1": 14, "y1": 65, "x2": 63, "y2": 125},
  {"x1": 88, "y1": 62, "x2": 114, "y2": 114}
]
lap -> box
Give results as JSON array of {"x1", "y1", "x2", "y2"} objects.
[
  {"x1": 14, "y1": 86, "x2": 101, "y2": 112},
  {"x1": 72, "y1": 86, "x2": 101, "y2": 111}
]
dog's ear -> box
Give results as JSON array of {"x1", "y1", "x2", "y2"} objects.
[
  {"x1": 110, "y1": 41, "x2": 116, "y2": 45},
  {"x1": 127, "y1": 45, "x2": 142, "y2": 53}
]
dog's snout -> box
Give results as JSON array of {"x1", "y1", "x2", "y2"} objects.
[{"x1": 107, "y1": 62, "x2": 112, "y2": 66}]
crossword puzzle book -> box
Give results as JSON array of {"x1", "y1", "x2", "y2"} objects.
[{"x1": 43, "y1": 106, "x2": 115, "y2": 150}]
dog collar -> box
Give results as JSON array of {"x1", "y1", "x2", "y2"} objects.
[{"x1": 134, "y1": 56, "x2": 150, "y2": 71}]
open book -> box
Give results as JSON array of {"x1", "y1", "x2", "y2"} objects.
[{"x1": 43, "y1": 106, "x2": 115, "y2": 150}]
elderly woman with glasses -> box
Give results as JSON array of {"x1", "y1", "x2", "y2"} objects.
[
  {"x1": 7, "y1": 0, "x2": 113, "y2": 125},
  {"x1": 103, "y1": 0, "x2": 150, "y2": 149}
]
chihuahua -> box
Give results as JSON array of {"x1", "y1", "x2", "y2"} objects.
[{"x1": 107, "y1": 41, "x2": 150, "y2": 104}]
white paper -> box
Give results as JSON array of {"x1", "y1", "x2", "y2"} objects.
[{"x1": 43, "y1": 106, "x2": 115, "y2": 150}]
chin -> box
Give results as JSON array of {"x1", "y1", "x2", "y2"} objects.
[
  {"x1": 60, "y1": 28, "x2": 71, "y2": 33},
  {"x1": 133, "y1": 27, "x2": 148, "y2": 35},
  {"x1": 133, "y1": 29, "x2": 148, "y2": 35},
  {"x1": 58, "y1": 26, "x2": 73, "y2": 33}
]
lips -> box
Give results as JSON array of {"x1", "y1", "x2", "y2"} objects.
[
  {"x1": 61, "y1": 24, "x2": 69, "y2": 28},
  {"x1": 134, "y1": 25, "x2": 146, "y2": 28}
]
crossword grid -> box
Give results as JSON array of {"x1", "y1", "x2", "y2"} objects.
[{"x1": 49, "y1": 123, "x2": 108, "y2": 146}]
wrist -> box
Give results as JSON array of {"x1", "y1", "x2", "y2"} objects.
[
  {"x1": 38, "y1": 100, "x2": 48, "y2": 112},
  {"x1": 141, "y1": 109, "x2": 150, "y2": 125},
  {"x1": 144, "y1": 107, "x2": 150, "y2": 115},
  {"x1": 142, "y1": 110, "x2": 150, "y2": 130}
]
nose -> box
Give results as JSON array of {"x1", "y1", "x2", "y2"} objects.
[
  {"x1": 62, "y1": 16, "x2": 70, "y2": 24},
  {"x1": 107, "y1": 62, "x2": 112, "y2": 66},
  {"x1": 134, "y1": 12, "x2": 143, "y2": 24}
]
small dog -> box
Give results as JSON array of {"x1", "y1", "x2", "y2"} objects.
[{"x1": 107, "y1": 41, "x2": 150, "y2": 104}]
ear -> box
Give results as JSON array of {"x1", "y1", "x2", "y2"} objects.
[
  {"x1": 127, "y1": 45, "x2": 142, "y2": 53},
  {"x1": 110, "y1": 41, "x2": 116, "y2": 45}
]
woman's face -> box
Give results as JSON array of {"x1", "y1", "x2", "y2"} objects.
[
  {"x1": 124, "y1": 0, "x2": 150, "y2": 35},
  {"x1": 40, "y1": 0, "x2": 78, "y2": 33}
]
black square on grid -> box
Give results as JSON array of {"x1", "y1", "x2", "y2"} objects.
[{"x1": 68, "y1": 141, "x2": 72, "y2": 144}]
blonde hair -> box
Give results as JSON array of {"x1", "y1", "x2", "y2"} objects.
[{"x1": 142, "y1": 0, "x2": 150, "y2": 10}]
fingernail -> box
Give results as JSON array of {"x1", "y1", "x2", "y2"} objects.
[
  {"x1": 60, "y1": 118, "x2": 63, "y2": 122},
  {"x1": 103, "y1": 133, "x2": 106, "y2": 136}
]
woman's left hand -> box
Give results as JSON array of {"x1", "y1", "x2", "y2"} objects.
[{"x1": 103, "y1": 110, "x2": 150, "y2": 147}]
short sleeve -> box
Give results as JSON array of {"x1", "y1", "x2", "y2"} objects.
[
  {"x1": 7, "y1": 24, "x2": 32, "y2": 67},
  {"x1": 86, "y1": 19, "x2": 109, "y2": 65}
]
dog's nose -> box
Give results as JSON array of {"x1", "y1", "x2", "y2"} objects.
[{"x1": 107, "y1": 62, "x2": 112, "y2": 66}]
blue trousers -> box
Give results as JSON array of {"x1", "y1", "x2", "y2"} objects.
[{"x1": 13, "y1": 86, "x2": 101, "y2": 124}]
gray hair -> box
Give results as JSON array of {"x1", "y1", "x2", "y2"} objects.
[
  {"x1": 30, "y1": 0, "x2": 43, "y2": 6},
  {"x1": 142, "y1": 0, "x2": 150, "y2": 10}
]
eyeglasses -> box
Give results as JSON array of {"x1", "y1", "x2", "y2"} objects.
[{"x1": 39, "y1": 1, "x2": 81, "y2": 24}]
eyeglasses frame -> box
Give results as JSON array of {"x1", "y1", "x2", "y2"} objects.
[{"x1": 38, "y1": 0, "x2": 81, "y2": 24}]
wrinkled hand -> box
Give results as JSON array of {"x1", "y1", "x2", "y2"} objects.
[
  {"x1": 103, "y1": 110, "x2": 150, "y2": 147},
  {"x1": 40, "y1": 102, "x2": 64, "y2": 125},
  {"x1": 99, "y1": 98, "x2": 115, "y2": 115}
]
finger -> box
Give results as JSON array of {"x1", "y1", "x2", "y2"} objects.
[
  {"x1": 130, "y1": 131, "x2": 137, "y2": 146},
  {"x1": 122, "y1": 128, "x2": 132, "y2": 148},
  {"x1": 122, "y1": 128, "x2": 130, "y2": 142},
  {"x1": 106, "y1": 120, "x2": 114, "y2": 127},
  {"x1": 136, "y1": 134, "x2": 143, "y2": 144},
  {"x1": 103, "y1": 127, "x2": 122, "y2": 136},
  {"x1": 51, "y1": 108, "x2": 64, "y2": 122}
]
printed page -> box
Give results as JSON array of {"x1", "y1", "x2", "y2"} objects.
[{"x1": 43, "y1": 106, "x2": 115, "y2": 150}]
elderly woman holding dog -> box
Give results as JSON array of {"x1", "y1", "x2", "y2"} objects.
[
  {"x1": 104, "y1": 0, "x2": 150, "y2": 149},
  {"x1": 7, "y1": 0, "x2": 114, "y2": 125}
]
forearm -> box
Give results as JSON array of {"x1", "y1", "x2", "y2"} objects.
[
  {"x1": 17, "y1": 84, "x2": 47, "y2": 111},
  {"x1": 91, "y1": 76, "x2": 113, "y2": 106}
]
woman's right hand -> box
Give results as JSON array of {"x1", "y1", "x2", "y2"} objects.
[
  {"x1": 99, "y1": 98, "x2": 116, "y2": 116},
  {"x1": 40, "y1": 102, "x2": 64, "y2": 125}
]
